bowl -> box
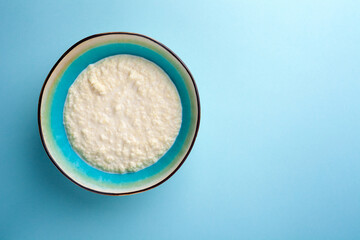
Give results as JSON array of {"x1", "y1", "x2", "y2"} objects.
[{"x1": 38, "y1": 32, "x2": 200, "y2": 195}]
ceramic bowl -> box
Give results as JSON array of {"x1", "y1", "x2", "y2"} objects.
[{"x1": 38, "y1": 32, "x2": 200, "y2": 195}]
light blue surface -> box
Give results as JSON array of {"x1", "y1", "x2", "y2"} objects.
[
  {"x1": 0, "y1": 0, "x2": 359, "y2": 239},
  {"x1": 50, "y1": 42, "x2": 193, "y2": 185}
]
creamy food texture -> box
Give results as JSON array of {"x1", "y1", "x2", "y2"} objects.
[{"x1": 63, "y1": 55, "x2": 182, "y2": 173}]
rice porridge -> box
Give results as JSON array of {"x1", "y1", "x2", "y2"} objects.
[{"x1": 63, "y1": 55, "x2": 182, "y2": 173}]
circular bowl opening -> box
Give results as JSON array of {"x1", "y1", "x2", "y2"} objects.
[{"x1": 38, "y1": 32, "x2": 200, "y2": 195}]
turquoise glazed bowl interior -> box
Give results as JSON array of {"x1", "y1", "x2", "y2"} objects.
[{"x1": 38, "y1": 32, "x2": 200, "y2": 195}]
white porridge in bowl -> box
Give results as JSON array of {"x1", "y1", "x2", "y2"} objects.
[{"x1": 63, "y1": 55, "x2": 182, "y2": 173}]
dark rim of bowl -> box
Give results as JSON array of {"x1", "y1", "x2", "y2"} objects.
[{"x1": 37, "y1": 32, "x2": 201, "y2": 196}]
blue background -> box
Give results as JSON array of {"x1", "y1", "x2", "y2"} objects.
[{"x1": 0, "y1": 0, "x2": 359, "y2": 239}]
